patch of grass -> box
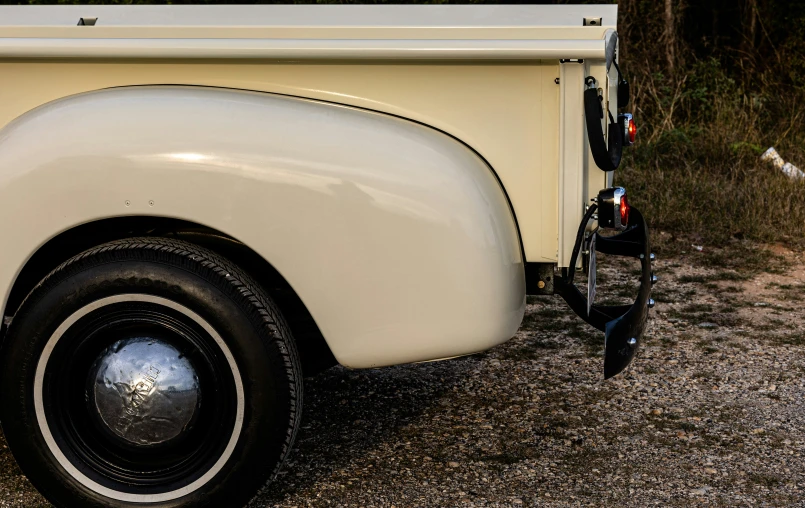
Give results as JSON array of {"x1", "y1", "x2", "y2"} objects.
[
  {"x1": 766, "y1": 318, "x2": 794, "y2": 330},
  {"x1": 679, "y1": 272, "x2": 750, "y2": 286},
  {"x1": 651, "y1": 287, "x2": 681, "y2": 303},
  {"x1": 772, "y1": 332, "x2": 805, "y2": 346},
  {"x1": 519, "y1": 306, "x2": 603, "y2": 357},
  {"x1": 521, "y1": 307, "x2": 566, "y2": 331},
  {"x1": 595, "y1": 271, "x2": 610, "y2": 284},
  {"x1": 678, "y1": 275, "x2": 706, "y2": 284},
  {"x1": 710, "y1": 271, "x2": 750, "y2": 281},
  {"x1": 477, "y1": 452, "x2": 524, "y2": 465},
  {"x1": 649, "y1": 233, "x2": 691, "y2": 259},
  {"x1": 614, "y1": 0, "x2": 805, "y2": 274},
  {"x1": 682, "y1": 303, "x2": 713, "y2": 313},
  {"x1": 700, "y1": 244, "x2": 789, "y2": 274},
  {"x1": 747, "y1": 472, "x2": 782, "y2": 488},
  {"x1": 666, "y1": 301, "x2": 742, "y2": 327},
  {"x1": 659, "y1": 336, "x2": 678, "y2": 347},
  {"x1": 619, "y1": 69, "x2": 805, "y2": 254},
  {"x1": 772, "y1": 284, "x2": 805, "y2": 303},
  {"x1": 709, "y1": 313, "x2": 747, "y2": 328},
  {"x1": 614, "y1": 284, "x2": 639, "y2": 298},
  {"x1": 535, "y1": 307, "x2": 566, "y2": 319},
  {"x1": 597, "y1": 296, "x2": 628, "y2": 306},
  {"x1": 500, "y1": 338, "x2": 563, "y2": 361}
]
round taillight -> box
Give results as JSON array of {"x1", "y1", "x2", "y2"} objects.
[
  {"x1": 619, "y1": 113, "x2": 636, "y2": 147},
  {"x1": 620, "y1": 192, "x2": 630, "y2": 227},
  {"x1": 628, "y1": 118, "x2": 636, "y2": 144},
  {"x1": 597, "y1": 187, "x2": 629, "y2": 231}
]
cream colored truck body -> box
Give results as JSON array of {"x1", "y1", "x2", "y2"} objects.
[{"x1": 0, "y1": 5, "x2": 619, "y2": 368}]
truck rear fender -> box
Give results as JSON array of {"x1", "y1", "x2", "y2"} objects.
[{"x1": 0, "y1": 86, "x2": 525, "y2": 368}]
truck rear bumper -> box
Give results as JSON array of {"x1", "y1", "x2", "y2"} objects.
[{"x1": 555, "y1": 206, "x2": 653, "y2": 379}]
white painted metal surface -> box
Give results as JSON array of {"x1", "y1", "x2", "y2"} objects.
[
  {"x1": 0, "y1": 5, "x2": 619, "y2": 266},
  {"x1": 0, "y1": 59, "x2": 561, "y2": 264},
  {"x1": 0, "y1": 86, "x2": 525, "y2": 368},
  {"x1": 0, "y1": 5, "x2": 617, "y2": 30},
  {"x1": 0, "y1": 38, "x2": 608, "y2": 61},
  {"x1": 0, "y1": 4, "x2": 622, "y2": 368},
  {"x1": 557, "y1": 62, "x2": 587, "y2": 268}
]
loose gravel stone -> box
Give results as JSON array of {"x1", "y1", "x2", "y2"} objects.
[{"x1": 0, "y1": 243, "x2": 803, "y2": 507}]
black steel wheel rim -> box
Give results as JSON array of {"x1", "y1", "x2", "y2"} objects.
[{"x1": 41, "y1": 300, "x2": 238, "y2": 495}]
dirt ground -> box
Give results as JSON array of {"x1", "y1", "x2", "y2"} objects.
[{"x1": 1, "y1": 235, "x2": 803, "y2": 507}]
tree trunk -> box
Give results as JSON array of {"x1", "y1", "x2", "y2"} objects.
[
  {"x1": 618, "y1": 0, "x2": 629, "y2": 63},
  {"x1": 664, "y1": 0, "x2": 676, "y2": 73},
  {"x1": 744, "y1": 0, "x2": 758, "y2": 52}
]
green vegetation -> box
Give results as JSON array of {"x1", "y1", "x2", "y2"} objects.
[{"x1": 617, "y1": 1, "x2": 805, "y2": 247}]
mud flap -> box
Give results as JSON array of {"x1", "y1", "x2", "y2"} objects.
[{"x1": 555, "y1": 205, "x2": 653, "y2": 379}]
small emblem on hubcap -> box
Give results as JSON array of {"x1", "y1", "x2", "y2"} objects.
[{"x1": 124, "y1": 365, "x2": 161, "y2": 418}]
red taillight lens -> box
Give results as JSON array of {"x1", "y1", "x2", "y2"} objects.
[
  {"x1": 620, "y1": 193, "x2": 630, "y2": 227},
  {"x1": 597, "y1": 187, "x2": 629, "y2": 230},
  {"x1": 619, "y1": 113, "x2": 636, "y2": 147}
]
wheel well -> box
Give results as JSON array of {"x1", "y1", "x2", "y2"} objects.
[{"x1": 4, "y1": 217, "x2": 336, "y2": 377}]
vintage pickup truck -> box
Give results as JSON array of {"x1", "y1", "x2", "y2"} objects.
[{"x1": 0, "y1": 4, "x2": 652, "y2": 508}]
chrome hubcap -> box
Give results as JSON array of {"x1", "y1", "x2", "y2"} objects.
[
  {"x1": 36, "y1": 295, "x2": 242, "y2": 501},
  {"x1": 90, "y1": 337, "x2": 201, "y2": 447}
]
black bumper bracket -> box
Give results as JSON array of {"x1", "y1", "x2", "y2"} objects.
[{"x1": 554, "y1": 204, "x2": 653, "y2": 379}]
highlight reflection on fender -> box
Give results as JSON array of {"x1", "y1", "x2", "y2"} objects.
[{"x1": 0, "y1": 85, "x2": 524, "y2": 368}]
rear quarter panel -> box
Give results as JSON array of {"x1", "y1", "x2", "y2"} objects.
[
  {"x1": 0, "y1": 60, "x2": 560, "y2": 263},
  {"x1": 0, "y1": 86, "x2": 525, "y2": 367}
]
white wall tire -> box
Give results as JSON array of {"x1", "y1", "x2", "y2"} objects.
[{"x1": 0, "y1": 238, "x2": 303, "y2": 508}]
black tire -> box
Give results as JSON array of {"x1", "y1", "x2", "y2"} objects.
[{"x1": 0, "y1": 238, "x2": 302, "y2": 508}]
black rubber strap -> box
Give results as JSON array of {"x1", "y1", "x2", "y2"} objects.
[
  {"x1": 564, "y1": 203, "x2": 597, "y2": 286},
  {"x1": 584, "y1": 85, "x2": 623, "y2": 172},
  {"x1": 613, "y1": 60, "x2": 630, "y2": 108}
]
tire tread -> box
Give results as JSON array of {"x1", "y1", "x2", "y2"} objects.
[{"x1": 7, "y1": 236, "x2": 303, "y2": 506}]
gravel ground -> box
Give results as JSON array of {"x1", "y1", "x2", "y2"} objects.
[{"x1": 1, "y1": 237, "x2": 804, "y2": 507}]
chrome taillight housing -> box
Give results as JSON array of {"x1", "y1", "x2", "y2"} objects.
[
  {"x1": 619, "y1": 113, "x2": 636, "y2": 146},
  {"x1": 597, "y1": 187, "x2": 630, "y2": 230}
]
